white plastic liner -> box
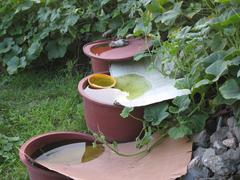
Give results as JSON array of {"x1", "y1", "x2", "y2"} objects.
[{"x1": 84, "y1": 60, "x2": 190, "y2": 107}]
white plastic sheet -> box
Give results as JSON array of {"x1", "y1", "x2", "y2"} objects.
[{"x1": 84, "y1": 60, "x2": 190, "y2": 107}]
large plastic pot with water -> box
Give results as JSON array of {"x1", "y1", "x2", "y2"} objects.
[
  {"x1": 78, "y1": 74, "x2": 143, "y2": 143},
  {"x1": 19, "y1": 132, "x2": 95, "y2": 180},
  {"x1": 83, "y1": 38, "x2": 152, "y2": 73}
]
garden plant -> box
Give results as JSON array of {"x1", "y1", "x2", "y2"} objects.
[{"x1": 1, "y1": 0, "x2": 240, "y2": 179}]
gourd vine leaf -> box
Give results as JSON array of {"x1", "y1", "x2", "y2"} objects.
[
  {"x1": 120, "y1": 107, "x2": 134, "y2": 118},
  {"x1": 219, "y1": 79, "x2": 240, "y2": 100},
  {"x1": 155, "y1": 2, "x2": 182, "y2": 26},
  {"x1": 169, "y1": 95, "x2": 190, "y2": 114},
  {"x1": 190, "y1": 112, "x2": 209, "y2": 133},
  {"x1": 237, "y1": 69, "x2": 240, "y2": 77},
  {"x1": 0, "y1": 38, "x2": 14, "y2": 54},
  {"x1": 168, "y1": 125, "x2": 192, "y2": 139},
  {"x1": 205, "y1": 60, "x2": 227, "y2": 82},
  {"x1": 144, "y1": 102, "x2": 169, "y2": 126},
  {"x1": 134, "y1": 52, "x2": 151, "y2": 61}
]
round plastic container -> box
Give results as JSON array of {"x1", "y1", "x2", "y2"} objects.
[
  {"x1": 78, "y1": 74, "x2": 143, "y2": 142},
  {"x1": 19, "y1": 132, "x2": 95, "y2": 180},
  {"x1": 83, "y1": 38, "x2": 152, "y2": 73}
]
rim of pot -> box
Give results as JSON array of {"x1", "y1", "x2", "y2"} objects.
[
  {"x1": 78, "y1": 72, "x2": 125, "y2": 109},
  {"x1": 19, "y1": 132, "x2": 95, "y2": 168},
  {"x1": 83, "y1": 38, "x2": 143, "y2": 62}
]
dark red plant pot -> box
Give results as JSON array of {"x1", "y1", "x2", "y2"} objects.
[
  {"x1": 78, "y1": 74, "x2": 144, "y2": 143},
  {"x1": 83, "y1": 38, "x2": 152, "y2": 73},
  {"x1": 90, "y1": 57, "x2": 110, "y2": 73},
  {"x1": 19, "y1": 132, "x2": 95, "y2": 180}
]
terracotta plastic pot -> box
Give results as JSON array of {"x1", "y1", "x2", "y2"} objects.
[
  {"x1": 19, "y1": 132, "x2": 95, "y2": 180},
  {"x1": 78, "y1": 74, "x2": 144, "y2": 143},
  {"x1": 83, "y1": 38, "x2": 152, "y2": 73}
]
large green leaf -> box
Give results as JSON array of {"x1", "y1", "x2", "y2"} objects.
[
  {"x1": 168, "y1": 125, "x2": 192, "y2": 139},
  {"x1": 155, "y1": 2, "x2": 182, "y2": 26},
  {"x1": 61, "y1": 14, "x2": 79, "y2": 34},
  {"x1": 210, "y1": 33, "x2": 227, "y2": 51},
  {"x1": 201, "y1": 51, "x2": 226, "y2": 67},
  {"x1": 46, "y1": 41, "x2": 67, "y2": 59},
  {"x1": 219, "y1": 79, "x2": 240, "y2": 99},
  {"x1": 0, "y1": 38, "x2": 14, "y2": 54},
  {"x1": 205, "y1": 60, "x2": 227, "y2": 82},
  {"x1": 15, "y1": 1, "x2": 33, "y2": 14},
  {"x1": 144, "y1": 102, "x2": 169, "y2": 126},
  {"x1": 212, "y1": 93, "x2": 237, "y2": 106},
  {"x1": 133, "y1": 22, "x2": 152, "y2": 36},
  {"x1": 146, "y1": 0, "x2": 165, "y2": 13},
  {"x1": 193, "y1": 79, "x2": 211, "y2": 90},
  {"x1": 26, "y1": 41, "x2": 42, "y2": 61},
  {"x1": 184, "y1": 3, "x2": 201, "y2": 19},
  {"x1": 101, "y1": 0, "x2": 111, "y2": 6},
  {"x1": 6, "y1": 56, "x2": 19, "y2": 75},
  {"x1": 169, "y1": 95, "x2": 190, "y2": 114},
  {"x1": 212, "y1": 9, "x2": 240, "y2": 28},
  {"x1": 190, "y1": 112, "x2": 209, "y2": 133},
  {"x1": 37, "y1": 7, "x2": 51, "y2": 22},
  {"x1": 175, "y1": 77, "x2": 192, "y2": 90}
]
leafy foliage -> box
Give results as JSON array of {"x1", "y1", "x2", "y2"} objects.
[
  {"x1": 0, "y1": 0, "x2": 148, "y2": 74},
  {"x1": 134, "y1": 0, "x2": 240, "y2": 140},
  {"x1": 119, "y1": 0, "x2": 240, "y2": 142}
]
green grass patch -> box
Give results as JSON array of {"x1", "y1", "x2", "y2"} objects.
[{"x1": 0, "y1": 67, "x2": 87, "y2": 179}]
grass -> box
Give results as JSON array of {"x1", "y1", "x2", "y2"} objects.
[{"x1": 0, "y1": 64, "x2": 88, "y2": 179}]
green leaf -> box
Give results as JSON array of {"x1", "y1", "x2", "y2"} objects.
[
  {"x1": 228, "y1": 56, "x2": 240, "y2": 66},
  {"x1": 155, "y1": 2, "x2": 182, "y2": 26},
  {"x1": 15, "y1": 1, "x2": 33, "y2": 14},
  {"x1": 168, "y1": 125, "x2": 192, "y2": 139},
  {"x1": 133, "y1": 22, "x2": 152, "y2": 36},
  {"x1": 205, "y1": 60, "x2": 227, "y2": 82},
  {"x1": 144, "y1": 102, "x2": 169, "y2": 126},
  {"x1": 19, "y1": 57, "x2": 27, "y2": 68},
  {"x1": 6, "y1": 56, "x2": 19, "y2": 75},
  {"x1": 212, "y1": 93, "x2": 237, "y2": 106},
  {"x1": 46, "y1": 41, "x2": 67, "y2": 59},
  {"x1": 212, "y1": 11, "x2": 240, "y2": 28},
  {"x1": 120, "y1": 107, "x2": 134, "y2": 118},
  {"x1": 26, "y1": 41, "x2": 42, "y2": 61},
  {"x1": 210, "y1": 33, "x2": 227, "y2": 51},
  {"x1": 193, "y1": 79, "x2": 211, "y2": 90},
  {"x1": 169, "y1": 95, "x2": 190, "y2": 114},
  {"x1": 101, "y1": 0, "x2": 111, "y2": 6},
  {"x1": 134, "y1": 52, "x2": 151, "y2": 61},
  {"x1": 219, "y1": 79, "x2": 240, "y2": 100},
  {"x1": 146, "y1": 0, "x2": 165, "y2": 13},
  {"x1": 117, "y1": 21, "x2": 135, "y2": 37},
  {"x1": 37, "y1": 7, "x2": 51, "y2": 22},
  {"x1": 184, "y1": 3, "x2": 201, "y2": 19},
  {"x1": 175, "y1": 77, "x2": 192, "y2": 90},
  {"x1": 61, "y1": 14, "x2": 79, "y2": 34},
  {"x1": 190, "y1": 112, "x2": 208, "y2": 133},
  {"x1": 0, "y1": 38, "x2": 14, "y2": 54},
  {"x1": 201, "y1": 51, "x2": 226, "y2": 67},
  {"x1": 237, "y1": 69, "x2": 240, "y2": 77}
]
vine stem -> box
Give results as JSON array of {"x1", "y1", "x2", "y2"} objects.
[
  {"x1": 101, "y1": 133, "x2": 168, "y2": 157},
  {"x1": 129, "y1": 113, "x2": 144, "y2": 122}
]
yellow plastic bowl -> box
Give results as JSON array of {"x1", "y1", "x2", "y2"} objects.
[{"x1": 88, "y1": 74, "x2": 116, "y2": 89}]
